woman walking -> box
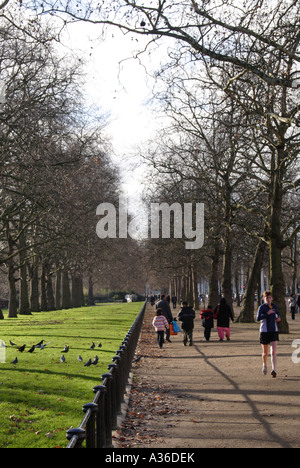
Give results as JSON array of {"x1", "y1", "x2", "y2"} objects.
[
  {"x1": 288, "y1": 294, "x2": 296, "y2": 320},
  {"x1": 214, "y1": 298, "x2": 234, "y2": 342},
  {"x1": 256, "y1": 291, "x2": 281, "y2": 378}
]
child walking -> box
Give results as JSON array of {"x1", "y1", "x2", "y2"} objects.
[
  {"x1": 200, "y1": 305, "x2": 215, "y2": 341},
  {"x1": 152, "y1": 309, "x2": 169, "y2": 349}
]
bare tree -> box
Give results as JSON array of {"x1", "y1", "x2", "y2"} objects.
[{"x1": 29, "y1": 0, "x2": 300, "y2": 88}]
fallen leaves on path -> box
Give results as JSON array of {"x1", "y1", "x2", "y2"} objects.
[{"x1": 113, "y1": 306, "x2": 189, "y2": 448}]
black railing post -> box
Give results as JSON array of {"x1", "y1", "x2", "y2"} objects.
[
  {"x1": 102, "y1": 373, "x2": 113, "y2": 448},
  {"x1": 93, "y1": 385, "x2": 107, "y2": 448},
  {"x1": 112, "y1": 356, "x2": 121, "y2": 414},
  {"x1": 118, "y1": 345, "x2": 127, "y2": 396},
  {"x1": 108, "y1": 363, "x2": 118, "y2": 429},
  {"x1": 66, "y1": 427, "x2": 86, "y2": 448},
  {"x1": 116, "y1": 347, "x2": 125, "y2": 400},
  {"x1": 66, "y1": 300, "x2": 147, "y2": 449},
  {"x1": 82, "y1": 403, "x2": 98, "y2": 449}
]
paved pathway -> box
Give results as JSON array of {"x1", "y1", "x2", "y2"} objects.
[{"x1": 114, "y1": 304, "x2": 300, "y2": 449}]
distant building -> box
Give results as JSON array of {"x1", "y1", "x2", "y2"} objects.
[{"x1": 125, "y1": 294, "x2": 137, "y2": 303}]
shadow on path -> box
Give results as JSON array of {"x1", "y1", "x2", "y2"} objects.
[{"x1": 193, "y1": 344, "x2": 293, "y2": 448}]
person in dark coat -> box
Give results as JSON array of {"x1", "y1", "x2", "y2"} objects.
[
  {"x1": 289, "y1": 294, "x2": 296, "y2": 320},
  {"x1": 156, "y1": 295, "x2": 173, "y2": 342},
  {"x1": 214, "y1": 298, "x2": 234, "y2": 341},
  {"x1": 178, "y1": 302, "x2": 196, "y2": 346}
]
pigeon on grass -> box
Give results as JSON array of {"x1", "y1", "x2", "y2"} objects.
[{"x1": 35, "y1": 340, "x2": 45, "y2": 348}]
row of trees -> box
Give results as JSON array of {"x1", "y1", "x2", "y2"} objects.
[
  {"x1": 1, "y1": 0, "x2": 299, "y2": 333},
  {"x1": 0, "y1": 4, "x2": 146, "y2": 318},
  {"x1": 138, "y1": 1, "x2": 300, "y2": 333},
  {"x1": 49, "y1": 0, "x2": 298, "y2": 333}
]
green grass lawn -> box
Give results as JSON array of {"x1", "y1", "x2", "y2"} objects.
[{"x1": 0, "y1": 302, "x2": 143, "y2": 448}]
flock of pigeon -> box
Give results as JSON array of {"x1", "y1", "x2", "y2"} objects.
[{"x1": 9, "y1": 340, "x2": 103, "y2": 367}]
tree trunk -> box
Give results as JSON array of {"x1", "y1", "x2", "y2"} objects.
[
  {"x1": 181, "y1": 275, "x2": 187, "y2": 303},
  {"x1": 8, "y1": 265, "x2": 18, "y2": 318},
  {"x1": 238, "y1": 238, "x2": 266, "y2": 323},
  {"x1": 88, "y1": 274, "x2": 95, "y2": 306},
  {"x1": 19, "y1": 229, "x2": 31, "y2": 315},
  {"x1": 30, "y1": 256, "x2": 40, "y2": 312},
  {"x1": 55, "y1": 269, "x2": 62, "y2": 310},
  {"x1": 7, "y1": 230, "x2": 18, "y2": 318},
  {"x1": 222, "y1": 227, "x2": 233, "y2": 314},
  {"x1": 19, "y1": 263, "x2": 30, "y2": 315},
  {"x1": 268, "y1": 164, "x2": 289, "y2": 333},
  {"x1": 187, "y1": 269, "x2": 194, "y2": 307},
  {"x1": 235, "y1": 270, "x2": 241, "y2": 307},
  {"x1": 41, "y1": 264, "x2": 48, "y2": 311},
  {"x1": 292, "y1": 236, "x2": 297, "y2": 295},
  {"x1": 79, "y1": 274, "x2": 85, "y2": 306},
  {"x1": 177, "y1": 277, "x2": 181, "y2": 303},
  {"x1": 269, "y1": 237, "x2": 288, "y2": 333},
  {"x1": 208, "y1": 241, "x2": 220, "y2": 308},
  {"x1": 62, "y1": 270, "x2": 71, "y2": 309},
  {"x1": 46, "y1": 270, "x2": 55, "y2": 311},
  {"x1": 192, "y1": 268, "x2": 200, "y2": 311},
  {"x1": 72, "y1": 272, "x2": 83, "y2": 308}
]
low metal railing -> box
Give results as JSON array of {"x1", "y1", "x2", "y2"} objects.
[{"x1": 66, "y1": 300, "x2": 147, "y2": 448}]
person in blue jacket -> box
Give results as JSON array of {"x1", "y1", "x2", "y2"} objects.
[{"x1": 256, "y1": 290, "x2": 281, "y2": 378}]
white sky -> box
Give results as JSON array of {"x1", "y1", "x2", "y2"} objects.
[
  {"x1": 85, "y1": 33, "x2": 156, "y2": 152},
  {"x1": 62, "y1": 23, "x2": 163, "y2": 202}
]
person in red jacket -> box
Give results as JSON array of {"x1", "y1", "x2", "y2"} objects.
[{"x1": 200, "y1": 305, "x2": 215, "y2": 341}]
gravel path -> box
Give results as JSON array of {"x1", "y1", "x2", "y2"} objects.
[{"x1": 114, "y1": 304, "x2": 300, "y2": 449}]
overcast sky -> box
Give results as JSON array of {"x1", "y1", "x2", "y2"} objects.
[{"x1": 62, "y1": 22, "x2": 165, "y2": 209}]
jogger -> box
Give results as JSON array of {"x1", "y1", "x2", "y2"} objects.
[{"x1": 257, "y1": 291, "x2": 281, "y2": 378}]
